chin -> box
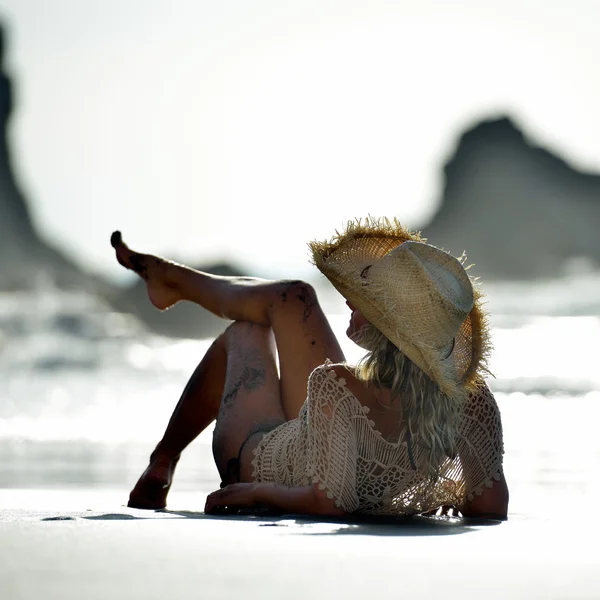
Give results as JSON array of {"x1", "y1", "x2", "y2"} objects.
[{"x1": 347, "y1": 330, "x2": 369, "y2": 350}]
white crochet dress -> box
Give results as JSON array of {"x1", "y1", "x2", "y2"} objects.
[{"x1": 252, "y1": 362, "x2": 504, "y2": 515}]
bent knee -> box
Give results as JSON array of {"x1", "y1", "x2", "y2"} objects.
[{"x1": 269, "y1": 280, "x2": 320, "y2": 320}]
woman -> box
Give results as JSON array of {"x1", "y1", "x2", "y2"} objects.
[{"x1": 111, "y1": 218, "x2": 509, "y2": 519}]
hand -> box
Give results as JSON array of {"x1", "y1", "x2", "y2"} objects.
[{"x1": 204, "y1": 483, "x2": 259, "y2": 514}]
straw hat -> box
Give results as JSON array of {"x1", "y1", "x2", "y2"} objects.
[{"x1": 309, "y1": 217, "x2": 491, "y2": 398}]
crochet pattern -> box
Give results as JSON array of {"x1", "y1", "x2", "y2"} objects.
[{"x1": 252, "y1": 362, "x2": 503, "y2": 515}]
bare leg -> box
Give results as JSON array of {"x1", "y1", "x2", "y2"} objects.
[
  {"x1": 113, "y1": 232, "x2": 346, "y2": 508},
  {"x1": 212, "y1": 322, "x2": 286, "y2": 486},
  {"x1": 111, "y1": 231, "x2": 345, "y2": 416},
  {"x1": 128, "y1": 333, "x2": 227, "y2": 509},
  {"x1": 111, "y1": 230, "x2": 279, "y2": 322}
]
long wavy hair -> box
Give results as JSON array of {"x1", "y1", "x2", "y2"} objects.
[{"x1": 353, "y1": 324, "x2": 464, "y2": 481}]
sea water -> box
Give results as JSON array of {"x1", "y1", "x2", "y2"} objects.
[{"x1": 0, "y1": 281, "x2": 599, "y2": 516}]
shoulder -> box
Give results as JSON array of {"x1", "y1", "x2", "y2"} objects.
[
  {"x1": 307, "y1": 362, "x2": 365, "y2": 414},
  {"x1": 325, "y1": 361, "x2": 356, "y2": 379},
  {"x1": 310, "y1": 360, "x2": 354, "y2": 382},
  {"x1": 309, "y1": 361, "x2": 363, "y2": 392},
  {"x1": 458, "y1": 380, "x2": 504, "y2": 446},
  {"x1": 462, "y1": 380, "x2": 499, "y2": 417}
]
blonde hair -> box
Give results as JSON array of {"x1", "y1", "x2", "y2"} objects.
[{"x1": 354, "y1": 324, "x2": 464, "y2": 480}]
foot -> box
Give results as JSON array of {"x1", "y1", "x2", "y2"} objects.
[
  {"x1": 111, "y1": 231, "x2": 182, "y2": 310},
  {"x1": 127, "y1": 453, "x2": 180, "y2": 510}
]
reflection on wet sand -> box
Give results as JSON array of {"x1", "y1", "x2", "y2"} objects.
[{"x1": 0, "y1": 440, "x2": 217, "y2": 491}]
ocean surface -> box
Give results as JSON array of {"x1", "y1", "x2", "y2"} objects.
[{"x1": 1, "y1": 277, "x2": 599, "y2": 517}]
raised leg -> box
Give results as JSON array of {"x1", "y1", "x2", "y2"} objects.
[
  {"x1": 113, "y1": 231, "x2": 347, "y2": 507},
  {"x1": 128, "y1": 333, "x2": 227, "y2": 509},
  {"x1": 111, "y1": 231, "x2": 346, "y2": 418},
  {"x1": 112, "y1": 230, "x2": 283, "y2": 322}
]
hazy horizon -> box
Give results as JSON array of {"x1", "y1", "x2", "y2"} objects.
[{"x1": 2, "y1": 0, "x2": 600, "y2": 282}]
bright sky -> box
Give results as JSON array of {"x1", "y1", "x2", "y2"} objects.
[{"x1": 2, "y1": 0, "x2": 600, "y2": 281}]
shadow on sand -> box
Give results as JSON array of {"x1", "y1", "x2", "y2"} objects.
[{"x1": 57, "y1": 509, "x2": 505, "y2": 537}]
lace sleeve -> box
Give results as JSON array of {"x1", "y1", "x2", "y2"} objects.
[
  {"x1": 456, "y1": 382, "x2": 505, "y2": 501},
  {"x1": 304, "y1": 365, "x2": 360, "y2": 513}
]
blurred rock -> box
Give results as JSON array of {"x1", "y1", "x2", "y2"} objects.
[
  {"x1": 3, "y1": 11, "x2": 599, "y2": 331},
  {"x1": 0, "y1": 20, "x2": 256, "y2": 339},
  {"x1": 423, "y1": 117, "x2": 600, "y2": 280},
  {"x1": 0, "y1": 22, "x2": 100, "y2": 292}
]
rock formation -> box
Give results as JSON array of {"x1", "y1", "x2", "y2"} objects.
[
  {"x1": 3, "y1": 12, "x2": 600, "y2": 332},
  {"x1": 0, "y1": 22, "x2": 91, "y2": 291},
  {"x1": 423, "y1": 117, "x2": 600, "y2": 280}
]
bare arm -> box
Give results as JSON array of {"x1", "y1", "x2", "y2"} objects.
[
  {"x1": 459, "y1": 471, "x2": 509, "y2": 520},
  {"x1": 204, "y1": 482, "x2": 346, "y2": 516},
  {"x1": 452, "y1": 381, "x2": 509, "y2": 520}
]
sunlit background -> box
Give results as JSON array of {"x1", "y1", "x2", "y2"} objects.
[
  {"x1": 1, "y1": 0, "x2": 600, "y2": 522},
  {"x1": 4, "y1": 0, "x2": 600, "y2": 278}
]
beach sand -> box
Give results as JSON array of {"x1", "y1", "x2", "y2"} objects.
[
  {"x1": 2, "y1": 422, "x2": 598, "y2": 600},
  {"x1": 1, "y1": 486, "x2": 598, "y2": 600}
]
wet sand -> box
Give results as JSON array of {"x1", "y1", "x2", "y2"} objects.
[
  {"x1": 1, "y1": 487, "x2": 598, "y2": 600},
  {"x1": 2, "y1": 420, "x2": 599, "y2": 600}
]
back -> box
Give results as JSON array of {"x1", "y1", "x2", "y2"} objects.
[{"x1": 253, "y1": 362, "x2": 505, "y2": 515}]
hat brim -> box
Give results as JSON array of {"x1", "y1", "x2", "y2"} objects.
[{"x1": 309, "y1": 218, "x2": 491, "y2": 397}]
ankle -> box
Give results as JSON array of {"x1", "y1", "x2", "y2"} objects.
[{"x1": 150, "y1": 445, "x2": 181, "y2": 465}]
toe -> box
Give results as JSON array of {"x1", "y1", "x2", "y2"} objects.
[
  {"x1": 110, "y1": 230, "x2": 122, "y2": 248},
  {"x1": 111, "y1": 231, "x2": 146, "y2": 276}
]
